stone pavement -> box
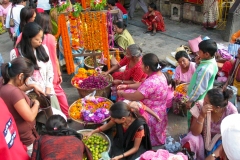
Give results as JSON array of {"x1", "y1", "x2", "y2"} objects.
[{"x1": 0, "y1": 12, "x2": 230, "y2": 149}]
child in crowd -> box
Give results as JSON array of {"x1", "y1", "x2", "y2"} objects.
[
  {"x1": 186, "y1": 39, "x2": 218, "y2": 128},
  {"x1": 86, "y1": 101, "x2": 152, "y2": 160},
  {"x1": 31, "y1": 115, "x2": 92, "y2": 160},
  {"x1": 107, "y1": 0, "x2": 123, "y2": 22}
]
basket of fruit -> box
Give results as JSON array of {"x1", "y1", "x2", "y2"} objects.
[
  {"x1": 68, "y1": 96, "x2": 113, "y2": 125},
  {"x1": 71, "y1": 68, "x2": 113, "y2": 98},
  {"x1": 78, "y1": 129, "x2": 111, "y2": 160},
  {"x1": 84, "y1": 56, "x2": 104, "y2": 69}
]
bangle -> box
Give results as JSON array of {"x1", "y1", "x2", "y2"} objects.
[
  {"x1": 211, "y1": 153, "x2": 217, "y2": 158},
  {"x1": 121, "y1": 80, "x2": 124, "y2": 84},
  {"x1": 126, "y1": 84, "x2": 129, "y2": 89},
  {"x1": 98, "y1": 127, "x2": 102, "y2": 132},
  {"x1": 122, "y1": 153, "x2": 125, "y2": 158}
]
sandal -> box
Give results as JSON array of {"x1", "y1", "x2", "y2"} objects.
[
  {"x1": 143, "y1": 30, "x2": 152, "y2": 34},
  {"x1": 151, "y1": 31, "x2": 156, "y2": 36}
]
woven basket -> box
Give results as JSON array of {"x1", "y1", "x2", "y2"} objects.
[
  {"x1": 68, "y1": 96, "x2": 113, "y2": 125},
  {"x1": 71, "y1": 74, "x2": 113, "y2": 98},
  {"x1": 77, "y1": 129, "x2": 111, "y2": 153}
]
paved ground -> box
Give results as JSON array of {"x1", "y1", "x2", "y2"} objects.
[{"x1": 0, "y1": 10, "x2": 230, "y2": 149}]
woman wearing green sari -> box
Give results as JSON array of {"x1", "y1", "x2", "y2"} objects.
[{"x1": 114, "y1": 21, "x2": 135, "y2": 51}]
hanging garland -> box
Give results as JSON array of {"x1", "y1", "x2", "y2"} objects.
[
  {"x1": 55, "y1": 14, "x2": 75, "y2": 74},
  {"x1": 115, "y1": 49, "x2": 120, "y2": 62}
]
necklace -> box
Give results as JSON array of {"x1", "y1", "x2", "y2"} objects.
[{"x1": 123, "y1": 116, "x2": 133, "y2": 128}]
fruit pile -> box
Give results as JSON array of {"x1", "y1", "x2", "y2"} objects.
[
  {"x1": 69, "y1": 97, "x2": 112, "y2": 123},
  {"x1": 83, "y1": 135, "x2": 109, "y2": 160}
]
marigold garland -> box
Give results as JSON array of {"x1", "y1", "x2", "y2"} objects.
[
  {"x1": 115, "y1": 49, "x2": 120, "y2": 62},
  {"x1": 55, "y1": 14, "x2": 75, "y2": 74}
]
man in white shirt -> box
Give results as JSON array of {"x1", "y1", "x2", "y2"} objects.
[{"x1": 5, "y1": 0, "x2": 26, "y2": 40}]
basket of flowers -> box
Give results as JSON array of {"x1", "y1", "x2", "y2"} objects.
[
  {"x1": 68, "y1": 96, "x2": 113, "y2": 125},
  {"x1": 84, "y1": 56, "x2": 104, "y2": 69},
  {"x1": 71, "y1": 68, "x2": 113, "y2": 98},
  {"x1": 172, "y1": 83, "x2": 189, "y2": 117}
]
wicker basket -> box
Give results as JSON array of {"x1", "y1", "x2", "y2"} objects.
[
  {"x1": 77, "y1": 129, "x2": 111, "y2": 152},
  {"x1": 84, "y1": 56, "x2": 104, "y2": 69},
  {"x1": 68, "y1": 96, "x2": 113, "y2": 125},
  {"x1": 71, "y1": 74, "x2": 113, "y2": 98}
]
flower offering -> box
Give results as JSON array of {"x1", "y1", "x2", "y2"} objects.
[
  {"x1": 173, "y1": 83, "x2": 189, "y2": 115},
  {"x1": 69, "y1": 97, "x2": 113, "y2": 123}
]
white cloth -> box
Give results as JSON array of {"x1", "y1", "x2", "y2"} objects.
[
  {"x1": 5, "y1": 4, "x2": 24, "y2": 32},
  {"x1": 37, "y1": 0, "x2": 51, "y2": 10},
  {"x1": 221, "y1": 114, "x2": 240, "y2": 160}
]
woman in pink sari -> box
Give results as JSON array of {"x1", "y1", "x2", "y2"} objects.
[
  {"x1": 181, "y1": 88, "x2": 237, "y2": 160},
  {"x1": 117, "y1": 53, "x2": 175, "y2": 146}
]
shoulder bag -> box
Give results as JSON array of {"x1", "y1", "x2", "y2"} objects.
[{"x1": 9, "y1": 7, "x2": 15, "y2": 27}]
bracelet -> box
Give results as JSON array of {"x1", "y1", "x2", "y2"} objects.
[
  {"x1": 122, "y1": 153, "x2": 125, "y2": 158},
  {"x1": 98, "y1": 127, "x2": 102, "y2": 132},
  {"x1": 126, "y1": 84, "x2": 129, "y2": 89},
  {"x1": 196, "y1": 120, "x2": 203, "y2": 125},
  {"x1": 121, "y1": 80, "x2": 124, "y2": 84},
  {"x1": 211, "y1": 153, "x2": 217, "y2": 158}
]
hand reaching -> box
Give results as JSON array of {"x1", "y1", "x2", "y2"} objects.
[{"x1": 117, "y1": 84, "x2": 128, "y2": 90}]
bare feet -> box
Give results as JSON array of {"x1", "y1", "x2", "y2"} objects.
[{"x1": 151, "y1": 30, "x2": 156, "y2": 36}]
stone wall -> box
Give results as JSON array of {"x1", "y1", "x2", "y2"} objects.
[{"x1": 182, "y1": 3, "x2": 203, "y2": 24}]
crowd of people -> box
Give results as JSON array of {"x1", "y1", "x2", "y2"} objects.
[{"x1": 0, "y1": 0, "x2": 240, "y2": 160}]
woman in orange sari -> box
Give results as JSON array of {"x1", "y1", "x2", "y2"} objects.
[{"x1": 141, "y1": 3, "x2": 165, "y2": 36}]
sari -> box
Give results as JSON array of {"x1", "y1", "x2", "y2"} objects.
[
  {"x1": 141, "y1": 10, "x2": 165, "y2": 32},
  {"x1": 114, "y1": 29, "x2": 135, "y2": 51},
  {"x1": 110, "y1": 118, "x2": 152, "y2": 160},
  {"x1": 181, "y1": 100, "x2": 238, "y2": 160},
  {"x1": 203, "y1": 0, "x2": 218, "y2": 28},
  {"x1": 229, "y1": 58, "x2": 240, "y2": 96}
]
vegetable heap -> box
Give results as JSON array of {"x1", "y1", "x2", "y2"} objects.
[{"x1": 82, "y1": 134, "x2": 109, "y2": 160}]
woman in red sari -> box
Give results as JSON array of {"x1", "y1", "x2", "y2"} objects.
[{"x1": 141, "y1": 3, "x2": 165, "y2": 36}]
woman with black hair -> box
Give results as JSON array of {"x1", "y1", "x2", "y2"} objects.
[
  {"x1": 174, "y1": 50, "x2": 196, "y2": 85},
  {"x1": 10, "y1": 22, "x2": 54, "y2": 96},
  {"x1": 86, "y1": 101, "x2": 152, "y2": 160},
  {"x1": 181, "y1": 88, "x2": 238, "y2": 159},
  {"x1": 17, "y1": 6, "x2": 36, "y2": 36},
  {"x1": 31, "y1": 115, "x2": 93, "y2": 160},
  {"x1": 117, "y1": 53, "x2": 175, "y2": 146},
  {"x1": 0, "y1": 57, "x2": 40, "y2": 155},
  {"x1": 114, "y1": 21, "x2": 135, "y2": 51},
  {"x1": 141, "y1": 3, "x2": 165, "y2": 36}
]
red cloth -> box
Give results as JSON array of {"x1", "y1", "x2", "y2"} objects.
[
  {"x1": 116, "y1": 2, "x2": 127, "y2": 14},
  {"x1": 112, "y1": 57, "x2": 147, "y2": 82},
  {"x1": 36, "y1": 8, "x2": 44, "y2": 13},
  {"x1": 31, "y1": 135, "x2": 92, "y2": 160},
  {"x1": 141, "y1": 11, "x2": 166, "y2": 32},
  {"x1": 0, "y1": 98, "x2": 29, "y2": 160},
  {"x1": 221, "y1": 61, "x2": 233, "y2": 77}
]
